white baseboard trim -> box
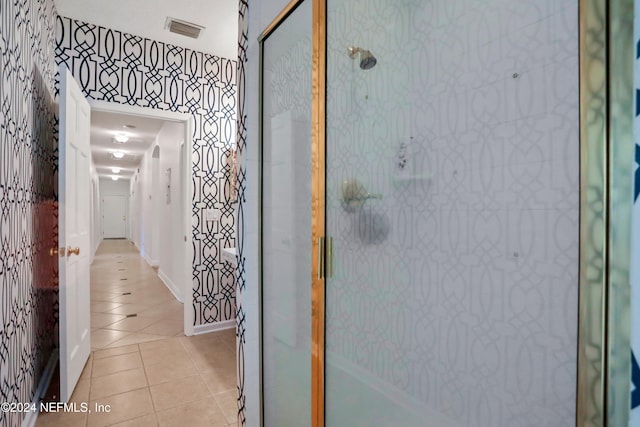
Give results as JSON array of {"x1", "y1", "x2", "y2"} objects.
[
  {"x1": 21, "y1": 405, "x2": 38, "y2": 426},
  {"x1": 194, "y1": 319, "x2": 235, "y2": 335},
  {"x1": 22, "y1": 349, "x2": 59, "y2": 427},
  {"x1": 142, "y1": 253, "x2": 158, "y2": 268},
  {"x1": 91, "y1": 239, "x2": 101, "y2": 265},
  {"x1": 158, "y1": 269, "x2": 183, "y2": 303}
]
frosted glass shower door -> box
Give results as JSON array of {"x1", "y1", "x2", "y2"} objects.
[
  {"x1": 260, "y1": 1, "x2": 313, "y2": 426},
  {"x1": 323, "y1": 0, "x2": 580, "y2": 426}
]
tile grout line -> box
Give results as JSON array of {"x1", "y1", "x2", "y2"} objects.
[{"x1": 138, "y1": 344, "x2": 158, "y2": 426}]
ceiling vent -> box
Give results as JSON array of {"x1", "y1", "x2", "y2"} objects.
[{"x1": 166, "y1": 17, "x2": 204, "y2": 39}]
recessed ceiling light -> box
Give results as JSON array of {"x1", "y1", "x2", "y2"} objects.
[
  {"x1": 114, "y1": 133, "x2": 129, "y2": 143},
  {"x1": 123, "y1": 124, "x2": 136, "y2": 129},
  {"x1": 111, "y1": 167, "x2": 121, "y2": 174},
  {"x1": 111, "y1": 176, "x2": 119, "y2": 181},
  {"x1": 112, "y1": 151, "x2": 125, "y2": 159}
]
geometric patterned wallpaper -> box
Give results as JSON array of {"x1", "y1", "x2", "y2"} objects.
[
  {"x1": 324, "y1": 0, "x2": 580, "y2": 425},
  {"x1": 55, "y1": 17, "x2": 238, "y2": 325},
  {"x1": 235, "y1": 0, "x2": 248, "y2": 424},
  {"x1": 0, "y1": 0, "x2": 59, "y2": 425}
]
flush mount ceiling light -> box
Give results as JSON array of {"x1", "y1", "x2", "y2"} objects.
[
  {"x1": 111, "y1": 176, "x2": 119, "y2": 181},
  {"x1": 114, "y1": 133, "x2": 129, "y2": 143},
  {"x1": 111, "y1": 167, "x2": 121, "y2": 174},
  {"x1": 112, "y1": 151, "x2": 125, "y2": 159}
]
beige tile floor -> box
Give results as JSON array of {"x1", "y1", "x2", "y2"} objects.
[
  {"x1": 37, "y1": 239, "x2": 237, "y2": 427},
  {"x1": 88, "y1": 240, "x2": 185, "y2": 349}
]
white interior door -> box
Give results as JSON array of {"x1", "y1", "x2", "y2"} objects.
[
  {"x1": 59, "y1": 66, "x2": 91, "y2": 402},
  {"x1": 102, "y1": 195, "x2": 127, "y2": 238}
]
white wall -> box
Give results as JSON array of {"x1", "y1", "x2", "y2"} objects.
[
  {"x1": 151, "y1": 147, "x2": 161, "y2": 267},
  {"x1": 130, "y1": 168, "x2": 143, "y2": 249},
  {"x1": 130, "y1": 143, "x2": 157, "y2": 264},
  {"x1": 140, "y1": 146, "x2": 152, "y2": 261},
  {"x1": 136, "y1": 145, "x2": 162, "y2": 265},
  {"x1": 90, "y1": 162, "x2": 101, "y2": 261},
  {"x1": 157, "y1": 122, "x2": 185, "y2": 299},
  {"x1": 128, "y1": 122, "x2": 185, "y2": 299}
]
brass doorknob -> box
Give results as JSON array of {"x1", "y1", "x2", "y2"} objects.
[
  {"x1": 67, "y1": 247, "x2": 80, "y2": 256},
  {"x1": 50, "y1": 247, "x2": 66, "y2": 257}
]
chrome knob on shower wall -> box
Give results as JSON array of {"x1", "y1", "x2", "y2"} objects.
[{"x1": 340, "y1": 179, "x2": 382, "y2": 213}]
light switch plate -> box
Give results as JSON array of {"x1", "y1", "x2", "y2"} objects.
[{"x1": 204, "y1": 208, "x2": 220, "y2": 222}]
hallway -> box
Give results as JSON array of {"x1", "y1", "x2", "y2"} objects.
[
  {"x1": 36, "y1": 240, "x2": 237, "y2": 427},
  {"x1": 90, "y1": 239, "x2": 184, "y2": 349}
]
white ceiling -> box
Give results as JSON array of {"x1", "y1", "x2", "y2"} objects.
[
  {"x1": 54, "y1": 0, "x2": 238, "y2": 59},
  {"x1": 91, "y1": 110, "x2": 167, "y2": 181}
]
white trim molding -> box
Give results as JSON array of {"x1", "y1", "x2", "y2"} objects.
[
  {"x1": 89, "y1": 100, "x2": 191, "y2": 123},
  {"x1": 22, "y1": 349, "x2": 59, "y2": 427},
  {"x1": 158, "y1": 269, "x2": 183, "y2": 303},
  {"x1": 194, "y1": 319, "x2": 235, "y2": 335},
  {"x1": 142, "y1": 252, "x2": 158, "y2": 268}
]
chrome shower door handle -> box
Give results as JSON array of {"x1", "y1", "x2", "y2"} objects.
[
  {"x1": 317, "y1": 236, "x2": 325, "y2": 280},
  {"x1": 326, "y1": 236, "x2": 333, "y2": 278}
]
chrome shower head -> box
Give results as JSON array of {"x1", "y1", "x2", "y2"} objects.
[
  {"x1": 348, "y1": 47, "x2": 377, "y2": 70},
  {"x1": 359, "y1": 50, "x2": 377, "y2": 70}
]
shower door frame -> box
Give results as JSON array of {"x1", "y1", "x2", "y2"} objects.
[
  {"x1": 577, "y1": 0, "x2": 634, "y2": 426},
  {"x1": 258, "y1": 0, "x2": 327, "y2": 426},
  {"x1": 256, "y1": 0, "x2": 633, "y2": 425}
]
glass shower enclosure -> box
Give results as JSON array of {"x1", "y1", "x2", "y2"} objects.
[
  {"x1": 260, "y1": 1, "x2": 313, "y2": 426},
  {"x1": 259, "y1": 0, "x2": 586, "y2": 425}
]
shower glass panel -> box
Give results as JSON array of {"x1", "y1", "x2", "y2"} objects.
[
  {"x1": 260, "y1": 1, "x2": 313, "y2": 425},
  {"x1": 324, "y1": 1, "x2": 580, "y2": 426}
]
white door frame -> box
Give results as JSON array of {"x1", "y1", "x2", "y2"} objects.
[{"x1": 89, "y1": 99, "x2": 195, "y2": 336}]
